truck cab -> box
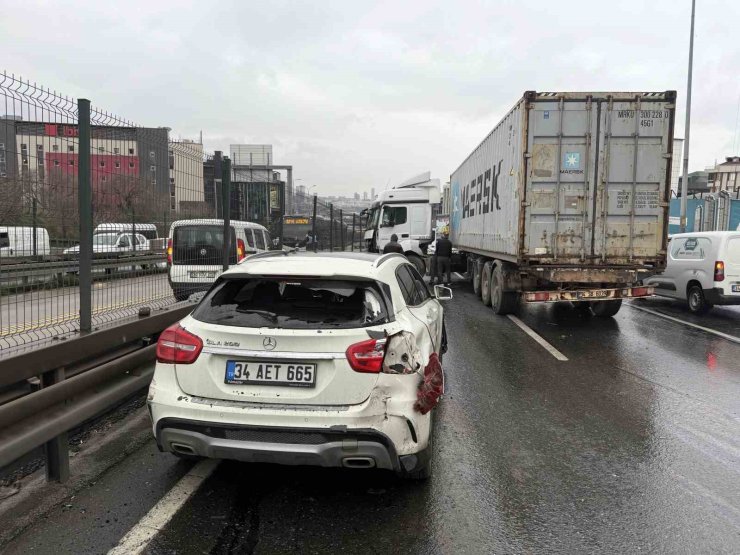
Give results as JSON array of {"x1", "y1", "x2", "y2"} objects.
[{"x1": 363, "y1": 172, "x2": 441, "y2": 275}]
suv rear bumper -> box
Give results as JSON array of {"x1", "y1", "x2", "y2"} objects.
[
  {"x1": 704, "y1": 288, "x2": 740, "y2": 306},
  {"x1": 155, "y1": 418, "x2": 405, "y2": 471}
]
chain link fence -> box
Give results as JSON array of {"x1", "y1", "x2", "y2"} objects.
[{"x1": 0, "y1": 72, "x2": 365, "y2": 354}]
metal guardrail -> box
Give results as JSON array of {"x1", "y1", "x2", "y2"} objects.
[
  {"x1": 0, "y1": 253, "x2": 166, "y2": 281},
  {"x1": 0, "y1": 302, "x2": 193, "y2": 482}
]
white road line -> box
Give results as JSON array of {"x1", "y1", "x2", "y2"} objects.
[
  {"x1": 108, "y1": 459, "x2": 220, "y2": 555},
  {"x1": 507, "y1": 314, "x2": 569, "y2": 361},
  {"x1": 453, "y1": 272, "x2": 465, "y2": 280},
  {"x1": 627, "y1": 303, "x2": 740, "y2": 345}
]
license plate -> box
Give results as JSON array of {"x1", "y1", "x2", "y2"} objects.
[
  {"x1": 732, "y1": 284, "x2": 740, "y2": 293},
  {"x1": 225, "y1": 360, "x2": 316, "y2": 388},
  {"x1": 189, "y1": 271, "x2": 216, "y2": 279},
  {"x1": 579, "y1": 290, "x2": 611, "y2": 299}
]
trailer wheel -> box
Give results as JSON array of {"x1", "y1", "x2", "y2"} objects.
[
  {"x1": 490, "y1": 265, "x2": 518, "y2": 315},
  {"x1": 472, "y1": 259, "x2": 482, "y2": 297},
  {"x1": 592, "y1": 299, "x2": 622, "y2": 317},
  {"x1": 407, "y1": 254, "x2": 427, "y2": 277},
  {"x1": 481, "y1": 262, "x2": 493, "y2": 305}
]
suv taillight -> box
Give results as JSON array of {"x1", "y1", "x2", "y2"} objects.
[
  {"x1": 166, "y1": 238, "x2": 173, "y2": 266},
  {"x1": 237, "y1": 238, "x2": 246, "y2": 262},
  {"x1": 156, "y1": 324, "x2": 203, "y2": 364},
  {"x1": 346, "y1": 338, "x2": 387, "y2": 373},
  {"x1": 714, "y1": 260, "x2": 725, "y2": 282}
]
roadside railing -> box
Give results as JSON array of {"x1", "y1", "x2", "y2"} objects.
[{"x1": 0, "y1": 301, "x2": 194, "y2": 482}]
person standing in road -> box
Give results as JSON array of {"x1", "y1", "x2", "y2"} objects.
[
  {"x1": 383, "y1": 234, "x2": 404, "y2": 254},
  {"x1": 433, "y1": 232, "x2": 453, "y2": 285}
]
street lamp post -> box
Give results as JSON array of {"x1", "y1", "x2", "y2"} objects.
[{"x1": 680, "y1": 0, "x2": 696, "y2": 233}]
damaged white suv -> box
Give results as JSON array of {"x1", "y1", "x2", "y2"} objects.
[{"x1": 148, "y1": 251, "x2": 449, "y2": 479}]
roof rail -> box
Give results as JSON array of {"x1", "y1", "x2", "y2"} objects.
[{"x1": 372, "y1": 253, "x2": 406, "y2": 268}]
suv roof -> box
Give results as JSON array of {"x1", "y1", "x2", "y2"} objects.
[
  {"x1": 221, "y1": 251, "x2": 406, "y2": 279},
  {"x1": 170, "y1": 219, "x2": 267, "y2": 231}
]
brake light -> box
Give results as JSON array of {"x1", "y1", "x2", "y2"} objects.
[
  {"x1": 156, "y1": 324, "x2": 203, "y2": 364},
  {"x1": 714, "y1": 260, "x2": 725, "y2": 282},
  {"x1": 631, "y1": 287, "x2": 650, "y2": 297},
  {"x1": 237, "y1": 238, "x2": 246, "y2": 262},
  {"x1": 166, "y1": 238, "x2": 173, "y2": 266},
  {"x1": 346, "y1": 338, "x2": 387, "y2": 373}
]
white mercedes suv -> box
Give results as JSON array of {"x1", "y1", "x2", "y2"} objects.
[{"x1": 148, "y1": 251, "x2": 449, "y2": 479}]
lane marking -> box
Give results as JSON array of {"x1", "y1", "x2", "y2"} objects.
[
  {"x1": 507, "y1": 314, "x2": 569, "y2": 361},
  {"x1": 453, "y1": 272, "x2": 465, "y2": 281},
  {"x1": 627, "y1": 303, "x2": 740, "y2": 345},
  {"x1": 108, "y1": 458, "x2": 220, "y2": 555}
]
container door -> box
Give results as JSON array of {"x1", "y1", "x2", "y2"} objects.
[
  {"x1": 593, "y1": 98, "x2": 673, "y2": 263},
  {"x1": 526, "y1": 98, "x2": 598, "y2": 261}
]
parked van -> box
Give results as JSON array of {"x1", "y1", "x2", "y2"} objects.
[
  {"x1": 0, "y1": 226, "x2": 51, "y2": 258},
  {"x1": 644, "y1": 231, "x2": 740, "y2": 313},
  {"x1": 94, "y1": 223, "x2": 159, "y2": 240},
  {"x1": 167, "y1": 219, "x2": 271, "y2": 301}
]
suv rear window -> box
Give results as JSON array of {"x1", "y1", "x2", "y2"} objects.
[
  {"x1": 0, "y1": 232, "x2": 9, "y2": 248},
  {"x1": 192, "y1": 278, "x2": 389, "y2": 329},
  {"x1": 173, "y1": 225, "x2": 237, "y2": 265}
]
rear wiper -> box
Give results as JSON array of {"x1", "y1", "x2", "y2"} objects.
[{"x1": 235, "y1": 308, "x2": 278, "y2": 321}]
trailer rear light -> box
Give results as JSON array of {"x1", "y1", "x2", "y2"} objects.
[
  {"x1": 631, "y1": 287, "x2": 650, "y2": 297},
  {"x1": 531, "y1": 292, "x2": 550, "y2": 302},
  {"x1": 237, "y1": 238, "x2": 246, "y2": 262},
  {"x1": 166, "y1": 238, "x2": 173, "y2": 266},
  {"x1": 714, "y1": 261, "x2": 725, "y2": 282},
  {"x1": 346, "y1": 338, "x2": 387, "y2": 373},
  {"x1": 156, "y1": 324, "x2": 203, "y2": 364}
]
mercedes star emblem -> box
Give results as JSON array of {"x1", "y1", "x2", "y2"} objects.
[
  {"x1": 199, "y1": 248, "x2": 207, "y2": 256},
  {"x1": 263, "y1": 337, "x2": 277, "y2": 351}
]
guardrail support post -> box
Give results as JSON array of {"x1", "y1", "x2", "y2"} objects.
[
  {"x1": 43, "y1": 368, "x2": 69, "y2": 483},
  {"x1": 78, "y1": 98, "x2": 92, "y2": 334}
]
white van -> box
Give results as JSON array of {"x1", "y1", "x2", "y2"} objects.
[
  {"x1": 0, "y1": 227, "x2": 51, "y2": 258},
  {"x1": 167, "y1": 219, "x2": 271, "y2": 301},
  {"x1": 94, "y1": 223, "x2": 159, "y2": 241},
  {"x1": 644, "y1": 231, "x2": 740, "y2": 313}
]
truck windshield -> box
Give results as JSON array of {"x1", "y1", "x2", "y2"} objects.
[{"x1": 366, "y1": 207, "x2": 380, "y2": 230}]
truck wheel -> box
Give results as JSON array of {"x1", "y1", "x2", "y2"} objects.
[
  {"x1": 480, "y1": 262, "x2": 493, "y2": 305},
  {"x1": 407, "y1": 254, "x2": 426, "y2": 277},
  {"x1": 687, "y1": 285, "x2": 712, "y2": 314},
  {"x1": 592, "y1": 299, "x2": 622, "y2": 317},
  {"x1": 472, "y1": 260, "x2": 482, "y2": 297},
  {"x1": 490, "y1": 265, "x2": 517, "y2": 315}
]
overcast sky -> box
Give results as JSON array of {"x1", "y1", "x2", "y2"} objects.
[{"x1": 2, "y1": 0, "x2": 738, "y2": 195}]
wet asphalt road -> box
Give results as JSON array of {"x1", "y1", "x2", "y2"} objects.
[{"x1": 3, "y1": 282, "x2": 740, "y2": 554}]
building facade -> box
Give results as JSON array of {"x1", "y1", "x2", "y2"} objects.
[
  {"x1": 707, "y1": 156, "x2": 740, "y2": 194},
  {"x1": 0, "y1": 117, "x2": 169, "y2": 194},
  {"x1": 169, "y1": 140, "x2": 204, "y2": 212}
]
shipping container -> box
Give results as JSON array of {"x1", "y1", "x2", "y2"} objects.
[{"x1": 450, "y1": 91, "x2": 676, "y2": 316}]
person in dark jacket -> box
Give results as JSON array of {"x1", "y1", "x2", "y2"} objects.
[
  {"x1": 433, "y1": 232, "x2": 453, "y2": 285},
  {"x1": 383, "y1": 234, "x2": 404, "y2": 254}
]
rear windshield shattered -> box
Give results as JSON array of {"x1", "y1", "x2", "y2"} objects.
[{"x1": 192, "y1": 278, "x2": 389, "y2": 329}]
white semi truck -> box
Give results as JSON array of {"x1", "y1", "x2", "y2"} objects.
[
  {"x1": 363, "y1": 172, "x2": 441, "y2": 275},
  {"x1": 450, "y1": 90, "x2": 676, "y2": 317}
]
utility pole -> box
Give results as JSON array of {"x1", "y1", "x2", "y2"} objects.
[{"x1": 680, "y1": 0, "x2": 696, "y2": 233}]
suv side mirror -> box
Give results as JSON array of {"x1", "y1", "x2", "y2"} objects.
[{"x1": 434, "y1": 285, "x2": 453, "y2": 301}]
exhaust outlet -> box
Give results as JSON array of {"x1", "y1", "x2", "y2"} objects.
[
  {"x1": 342, "y1": 457, "x2": 376, "y2": 469},
  {"x1": 170, "y1": 443, "x2": 196, "y2": 455}
]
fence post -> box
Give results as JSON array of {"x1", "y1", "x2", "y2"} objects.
[
  {"x1": 339, "y1": 209, "x2": 344, "y2": 251},
  {"x1": 329, "y1": 203, "x2": 334, "y2": 252},
  {"x1": 312, "y1": 195, "x2": 318, "y2": 252},
  {"x1": 221, "y1": 155, "x2": 231, "y2": 271},
  {"x1": 43, "y1": 367, "x2": 69, "y2": 483},
  {"x1": 77, "y1": 98, "x2": 92, "y2": 334},
  {"x1": 32, "y1": 197, "x2": 38, "y2": 258},
  {"x1": 131, "y1": 206, "x2": 136, "y2": 254},
  {"x1": 351, "y1": 213, "x2": 356, "y2": 252},
  {"x1": 278, "y1": 181, "x2": 285, "y2": 249}
]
